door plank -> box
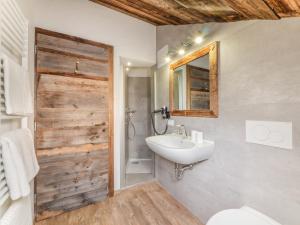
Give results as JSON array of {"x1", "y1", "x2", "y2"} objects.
[
  {"x1": 36, "y1": 125, "x2": 108, "y2": 149},
  {"x1": 38, "y1": 74, "x2": 108, "y2": 92},
  {"x1": 37, "y1": 181, "x2": 108, "y2": 207},
  {"x1": 37, "y1": 143, "x2": 108, "y2": 157},
  {"x1": 36, "y1": 32, "x2": 109, "y2": 61},
  {"x1": 36, "y1": 189, "x2": 108, "y2": 221},
  {"x1": 37, "y1": 51, "x2": 109, "y2": 77},
  {"x1": 37, "y1": 90, "x2": 108, "y2": 110}
]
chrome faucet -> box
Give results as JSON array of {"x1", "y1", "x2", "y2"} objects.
[{"x1": 175, "y1": 124, "x2": 187, "y2": 137}]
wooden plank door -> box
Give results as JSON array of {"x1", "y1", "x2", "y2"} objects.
[{"x1": 34, "y1": 28, "x2": 114, "y2": 221}]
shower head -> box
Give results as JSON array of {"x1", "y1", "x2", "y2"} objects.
[{"x1": 126, "y1": 108, "x2": 136, "y2": 114}]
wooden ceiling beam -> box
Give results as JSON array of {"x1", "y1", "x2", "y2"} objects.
[
  {"x1": 173, "y1": 0, "x2": 238, "y2": 22},
  {"x1": 91, "y1": 0, "x2": 300, "y2": 25},
  {"x1": 90, "y1": 0, "x2": 167, "y2": 25},
  {"x1": 278, "y1": 10, "x2": 300, "y2": 17},
  {"x1": 91, "y1": 0, "x2": 188, "y2": 25},
  {"x1": 264, "y1": 0, "x2": 300, "y2": 17},
  {"x1": 121, "y1": 0, "x2": 190, "y2": 24},
  {"x1": 142, "y1": 0, "x2": 209, "y2": 23},
  {"x1": 223, "y1": 0, "x2": 280, "y2": 19}
]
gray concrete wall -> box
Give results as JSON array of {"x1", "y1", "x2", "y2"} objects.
[
  {"x1": 126, "y1": 75, "x2": 153, "y2": 159},
  {"x1": 155, "y1": 18, "x2": 300, "y2": 225}
]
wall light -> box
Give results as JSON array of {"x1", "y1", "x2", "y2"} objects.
[
  {"x1": 195, "y1": 36, "x2": 203, "y2": 44},
  {"x1": 127, "y1": 62, "x2": 132, "y2": 66},
  {"x1": 126, "y1": 67, "x2": 130, "y2": 71},
  {"x1": 165, "y1": 56, "x2": 171, "y2": 63},
  {"x1": 178, "y1": 49, "x2": 185, "y2": 55}
]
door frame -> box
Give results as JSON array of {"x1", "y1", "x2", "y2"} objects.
[{"x1": 34, "y1": 27, "x2": 114, "y2": 219}]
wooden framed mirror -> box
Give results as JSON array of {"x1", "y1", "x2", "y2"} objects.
[{"x1": 169, "y1": 42, "x2": 219, "y2": 117}]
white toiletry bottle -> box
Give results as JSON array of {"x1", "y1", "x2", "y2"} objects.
[{"x1": 196, "y1": 131, "x2": 203, "y2": 144}]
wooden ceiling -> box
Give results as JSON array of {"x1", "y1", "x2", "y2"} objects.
[{"x1": 90, "y1": 0, "x2": 300, "y2": 25}]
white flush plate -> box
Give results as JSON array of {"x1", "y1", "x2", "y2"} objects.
[{"x1": 246, "y1": 120, "x2": 292, "y2": 150}]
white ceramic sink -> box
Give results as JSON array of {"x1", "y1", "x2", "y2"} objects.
[{"x1": 145, "y1": 134, "x2": 214, "y2": 165}]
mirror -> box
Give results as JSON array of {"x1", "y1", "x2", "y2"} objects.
[{"x1": 170, "y1": 42, "x2": 218, "y2": 117}]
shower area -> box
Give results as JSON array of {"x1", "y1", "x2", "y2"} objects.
[{"x1": 124, "y1": 67, "x2": 154, "y2": 186}]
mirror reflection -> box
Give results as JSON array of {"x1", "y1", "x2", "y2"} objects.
[{"x1": 173, "y1": 54, "x2": 210, "y2": 110}]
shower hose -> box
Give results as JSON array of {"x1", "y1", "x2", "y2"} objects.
[
  {"x1": 127, "y1": 113, "x2": 136, "y2": 140},
  {"x1": 150, "y1": 112, "x2": 169, "y2": 135}
]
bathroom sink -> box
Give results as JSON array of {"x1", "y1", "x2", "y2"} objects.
[{"x1": 145, "y1": 134, "x2": 214, "y2": 165}]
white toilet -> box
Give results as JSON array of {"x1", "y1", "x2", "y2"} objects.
[{"x1": 207, "y1": 206, "x2": 282, "y2": 225}]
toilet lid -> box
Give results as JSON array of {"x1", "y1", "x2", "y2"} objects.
[{"x1": 207, "y1": 207, "x2": 281, "y2": 225}]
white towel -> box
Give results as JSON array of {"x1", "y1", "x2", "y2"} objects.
[
  {"x1": 0, "y1": 196, "x2": 32, "y2": 225},
  {"x1": 2, "y1": 54, "x2": 33, "y2": 115},
  {"x1": 0, "y1": 129, "x2": 39, "y2": 200}
]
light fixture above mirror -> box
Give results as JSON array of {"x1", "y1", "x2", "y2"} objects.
[{"x1": 195, "y1": 36, "x2": 203, "y2": 44}]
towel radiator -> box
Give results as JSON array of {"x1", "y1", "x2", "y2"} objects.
[
  {"x1": 0, "y1": 0, "x2": 29, "y2": 68},
  {"x1": 0, "y1": 0, "x2": 30, "y2": 219},
  {"x1": 0, "y1": 145, "x2": 10, "y2": 209},
  {"x1": 0, "y1": 59, "x2": 10, "y2": 212},
  {"x1": 0, "y1": 58, "x2": 5, "y2": 114},
  {"x1": 0, "y1": 57, "x2": 11, "y2": 218}
]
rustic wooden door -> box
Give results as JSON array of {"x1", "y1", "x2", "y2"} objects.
[{"x1": 34, "y1": 28, "x2": 114, "y2": 221}]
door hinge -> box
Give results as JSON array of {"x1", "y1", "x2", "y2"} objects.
[
  {"x1": 34, "y1": 193, "x2": 37, "y2": 218},
  {"x1": 34, "y1": 45, "x2": 37, "y2": 54},
  {"x1": 34, "y1": 122, "x2": 37, "y2": 131}
]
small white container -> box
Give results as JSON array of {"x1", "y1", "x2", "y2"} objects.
[
  {"x1": 196, "y1": 131, "x2": 203, "y2": 144},
  {"x1": 191, "y1": 130, "x2": 203, "y2": 144},
  {"x1": 191, "y1": 130, "x2": 197, "y2": 142}
]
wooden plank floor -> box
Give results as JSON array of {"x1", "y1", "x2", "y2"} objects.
[{"x1": 35, "y1": 181, "x2": 204, "y2": 225}]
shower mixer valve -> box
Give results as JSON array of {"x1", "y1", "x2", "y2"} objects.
[{"x1": 153, "y1": 106, "x2": 170, "y2": 119}]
